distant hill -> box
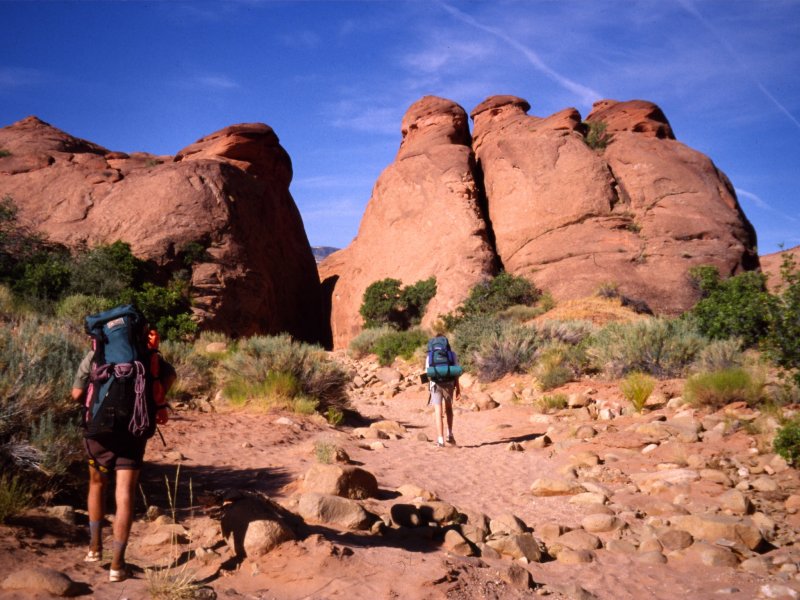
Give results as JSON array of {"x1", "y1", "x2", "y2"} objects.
[{"x1": 312, "y1": 246, "x2": 339, "y2": 263}]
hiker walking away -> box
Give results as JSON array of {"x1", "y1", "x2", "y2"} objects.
[
  {"x1": 425, "y1": 334, "x2": 462, "y2": 447},
  {"x1": 71, "y1": 306, "x2": 176, "y2": 583}
]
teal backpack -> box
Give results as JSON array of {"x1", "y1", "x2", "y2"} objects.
[{"x1": 426, "y1": 336, "x2": 463, "y2": 382}]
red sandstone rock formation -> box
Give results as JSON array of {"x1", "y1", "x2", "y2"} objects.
[
  {"x1": 0, "y1": 116, "x2": 325, "y2": 342},
  {"x1": 471, "y1": 96, "x2": 757, "y2": 315},
  {"x1": 760, "y1": 245, "x2": 800, "y2": 291},
  {"x1": 319, "y1": 96, "x2": 496, "y2": 349}
]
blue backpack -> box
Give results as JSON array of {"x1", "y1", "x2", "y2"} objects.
[
  {"x1": 83, "y1": 305, "x2": 156, "y2": 440},
  {"x1": 426, "y1": 336, "x2": 463, "y2": 382}
]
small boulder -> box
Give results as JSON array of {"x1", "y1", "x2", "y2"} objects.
[
  {"x1": 298, "y1": 493, "x2": 372, "y2": 530},
  {"x1": 1, "y1": 568, "x2": 79, "y2": 597},
  {"x1": 530, "y1": 478, "x2": 582, "y2": 497},
  {"x1": 486, "y1": 532, "x2": 543, "y2": 562},
  {"x1": 301, "y1": 463, "x2": 378, "y2": 499}
]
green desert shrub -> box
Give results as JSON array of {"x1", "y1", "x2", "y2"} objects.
[
  {"x1": 688, "y1": 266, "x2": 773, "y2": 347},
  {"x1": 496, "y1": 304, "x2": 547, "y2": 322},
  {"x1": 451, "y1": 314, "x2": 504, "y2": 369},
  {"x1": 0, "y1": 315, "x2": 85, "y2": 489},
  {"x1": 684, "y1": 368, "x2": 764, "y2": 409},
  {"x1": 583, "y1": 120, "x2": 613, "y2": 150},
  {"x1": 218, "y1": 334, "x2": 349, "y2": 413},
  {"x1": 348, "y1": 326, "x2": 394, "y2": 359},
  {"x1": 692, "y1": 338, "x2": 744, "y2": 373},
  {"x1": 533, "y1": 343, "x2": 575, "y2": 391},
  {"x1": 160, "y1": 339, "x2": 217, "y2": 404},
  {"x1": 133, "y1": 279, "x2": 197, "y2": 341},
  {"x1": 765, "y1": 252, "x2": 800, "y2": 385},
  {"x1": 773, "y1": 417, "x2": 800, "y2": 466},
  {"x1": 536, "y1": 320, "x2": 596, "y2": 345},
  {"x1": 371, "y1": 328, "x2": 428, "y2": 366},
  {"x1": 472, "y1": 323, "x2": 539, "y2": 382},
  {"x1": 69, "y1": 240, "x2": 143, "y2": 300},
  {"x1": 536, "y1": 393, "x2": 568, "y2": 412},
  {"x1": 445, "y1": 272, "x2": 540, "y2": 328},
  {"x1": 359, "y1": 277, "x2": 436, "y2": 330},
  {"x1": 620, "y1": 372, "x2": 656, "y2": 413},
  {"x1": 0, "y1": 474, "x2": 32, "y2": 523},
  {"x1": 55, "y1": 293, "x2": 114, "y2": 327},
  {"x1": 588, "y1": 318, "x2": 707, "y2": 378}
]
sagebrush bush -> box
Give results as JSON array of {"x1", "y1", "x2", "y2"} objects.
[
  {"x1": 473, "y1": 323, "x2": 539, "y2": 382},
  {"x1": 56, "y1": 293, "x2": 114, "y2": 327},
  {"x1": 160, "y1": 339, "x2": 217, "y2": 404},
  {"x1": 620, "y1": 372, "x2": 656, "y2": 413},
  {"x1": 773, "y1": 417, "x2": 800, "y2": 465},
  {"x1": 692, "y1": 338, "x2": 744, "y2": 373},
  {"x1": 533, "y1": 343, "x2": 575, "y2": 390},
  {"x1": 371, "y1": 329, "x2": 428, "y2": 366},
  {"x1": 684, "y1": 368, "x2": 763, "y2": 409},
  {"x1": 451, "y1": 314, "x2": 504, "y2": 369},
  {"x1": 348, "y1": 326, "x2": 394, "y2": 359},
  {"x1": 497, "y1": 304, "x2": 547, "y2": 323},
  {"x1": 587, "y1": 318, "x2": 707, "y2": 378},
  {"x1": 0, "y1": 315, "x2": 85, "y2": 489},
  {"x1": 536, "y1": 320, "x2": 596, "y2": 345},
  {"x1": 218, "y1": 334, "x2": 349, "y2": 412}
]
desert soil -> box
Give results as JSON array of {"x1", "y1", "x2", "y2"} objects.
[{"x1": 1, "y1": 353, "x2": 799, "y2": 600}]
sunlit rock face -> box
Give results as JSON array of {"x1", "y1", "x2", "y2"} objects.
[{"x1": 0, "y1": 116, "x2": 326, "y2": 342}]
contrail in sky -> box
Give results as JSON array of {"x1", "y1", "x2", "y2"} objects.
[
  {"x1": 440, "y1": 3, "x2": 601, "y2": 107},
  {"x1": 678, "y1": 0, "x2": 800, "y2": 131}
]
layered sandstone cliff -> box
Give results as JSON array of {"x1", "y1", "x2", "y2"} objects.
[
  {"x1": 0, "y1": 116, "x2": 325, "y2": 343},
  {"x1": 323, "y1": 96, "x2": 758, "y2": 349},
  {"x1": 319, "y1": 97, "x2": 496, "y2": 350}
]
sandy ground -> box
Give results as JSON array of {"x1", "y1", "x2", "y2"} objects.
[{"x1": 1, "y1": 368, "x2": 799, "y2": 599}]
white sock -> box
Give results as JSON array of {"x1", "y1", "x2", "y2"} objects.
[{"x1": 437, "y1": 436, "x2": 444, "y2": 445}]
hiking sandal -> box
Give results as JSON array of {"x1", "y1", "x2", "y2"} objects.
[
  {"x1": 109, "y1": 565, "x2": 131, "y2": 583},
  {"x1": 84, "y1": 550, "x2": 102, "y2": 562}
]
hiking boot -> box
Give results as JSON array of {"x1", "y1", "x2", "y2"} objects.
[
  {"x1": 446, "y1": 435, "x2": 457, "y2": 445},
  {"x1": 434, "y1": 441, "x2": 445, "y2": 448}
]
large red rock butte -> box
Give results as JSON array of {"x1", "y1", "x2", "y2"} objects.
[
  {"x1": 760, "y1": 245, "x2": 800, "y2": 292},
  {"x1": 319, "y1": 96, "x2": 496, "y2": 350},
  {"x1": 0, "y1": 116, "x2": 326, "y2": 343},
  {"x1": 323, "y1": 96, "x2": 758, "y2": 349}
]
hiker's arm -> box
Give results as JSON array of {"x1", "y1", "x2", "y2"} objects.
[{"x1": 454, "y1": 378, "x2": 461, "y2": 399}]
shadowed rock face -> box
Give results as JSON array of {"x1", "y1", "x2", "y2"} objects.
[
  {"x1": 0, "y1": 116, "x2": 326, "y2": 343},
  {"x1": 320, "y1": 96, "x2": 497, "y2": 350},
  {"x1": 324, "y1": 96, "x2": 758, "y2": 348}
]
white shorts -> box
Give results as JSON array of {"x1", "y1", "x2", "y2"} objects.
[{"x1": 430, "y1": 381, "x2": 455, "y2": 406}]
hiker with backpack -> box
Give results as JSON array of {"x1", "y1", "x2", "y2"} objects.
[
  {"x1": 425, "y1": 334, "x2": 462, "y2": 447},
  {"x1": 70, "y1": 305, "x2": 176, "y2": 583}
]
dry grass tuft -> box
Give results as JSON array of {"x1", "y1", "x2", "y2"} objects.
[{"x1": 535, "y1": 296, "x2": 647, "y2": 326}]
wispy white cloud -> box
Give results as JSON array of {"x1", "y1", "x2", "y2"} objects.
[
  {"x1": 736, "y1": 187, "x2": 799, "y2": 222},
  {"x1": 293, "y1": 174, "x2": 375, "y2": 190},
  {"x1": 193, "y1": 75, "x2": 240, "y2": 90},
  {"x1": 328, "y1": 100, "x2": 400, "y2": 136},
  {"x1": 279, "y1": 30, "x2": 320, "y2": 49},
  {"x1": 300, "y1": 196, "x2": 365, "y2": 220},
  {"x1": 0, "y1": 66, "x2": 45, "y2": 89},
  {"x1": 404, "y1": 39, "x2": 494, "y2": 74},
  {"x1": 438, "y1": 2, "x2": 602, "y2": 107},
  {"x1": 677, "y1": 0, "x2": 800, "y2": 131}
]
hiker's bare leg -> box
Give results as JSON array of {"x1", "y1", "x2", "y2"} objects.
[
  {"x1": 111, "y1": 468, "x2": 140, "y2": 570},
  {"x1": 444, "y1": 399, "x2": 454, "y2": 437},
  {"x1": 88, "y1": 466, "x2": 107, "y2": 553},
  {"x1": 434, "y1": 403, "x2": 444, "y2": 442}
]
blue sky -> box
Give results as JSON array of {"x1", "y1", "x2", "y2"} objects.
[{"x1": 1, "y1": 0, "x2": 798, "y2": 254}]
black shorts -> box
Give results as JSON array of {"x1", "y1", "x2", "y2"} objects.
[{"x1": 84, "y1": 435, "x2": 147, "y2": 473}]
